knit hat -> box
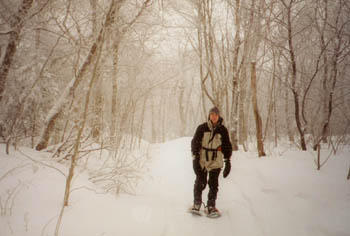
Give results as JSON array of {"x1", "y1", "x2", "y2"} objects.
[{"x1": 209, "y1": 107, "x2": 220, "y2": 116}]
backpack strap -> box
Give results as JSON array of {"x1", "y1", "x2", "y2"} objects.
[{"x1": 202, "y1": 146, "x2": 221, "y2": 161}]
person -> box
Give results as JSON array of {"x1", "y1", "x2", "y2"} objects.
[{"x1": 191, "y1": 107, "x2": 232, "y2": 216}]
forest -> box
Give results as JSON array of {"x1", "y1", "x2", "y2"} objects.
[
  {"x1": 1, "y1": 0, "x2": 350, "y2": 194},
  {"x1": 0, "y1": 1, "x2": 350, "y2": 235}
]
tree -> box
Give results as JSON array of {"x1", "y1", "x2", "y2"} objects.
[
  {"x1": 251, "y1": 62, "x2": 266, "y2": 157},
  {"x1": 36, "y1": 0, "x2": 152, "y2": 151},
  {"x1": 280, "y1": 0, "x2": 307, "y2": 150},
  {"x1": 0, "y1": 0, "x2": 34, "y2": 102},
  {"x1": 312, "y1": 0, "x2": 350, "y2": 150}
]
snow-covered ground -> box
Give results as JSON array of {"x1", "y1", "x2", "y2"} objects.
[{"x1": 0, "y1": 138, "x2": 349, "y2": 236}]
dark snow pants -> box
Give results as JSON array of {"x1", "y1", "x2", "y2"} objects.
[{"x1": 193, "y1": 168, "x2": 221, "y2": 207}]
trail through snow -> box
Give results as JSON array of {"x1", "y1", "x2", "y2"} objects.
[
  {"x1": 134, "y1": 137, "x2": 239, "y2": 236},
  {"x1": 121, "y1": 138, "x2": 350, "y2": 236},
  {"x1": 1, "y1": 138, "x2": 349, "y2": 236},
  {"x1": 114, "y1": 137, "x2": 350, "y2": 236}
]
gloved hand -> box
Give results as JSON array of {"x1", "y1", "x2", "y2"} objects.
[
  {"x1": 192, "y1": 154, "x2": 201, "y2": 176},
  {"x1": 223, "y1": 158, "x2": 231, "y2": 178}
]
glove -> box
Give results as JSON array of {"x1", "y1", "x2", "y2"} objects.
[
  {"x1": 223, "y1": 159, "x2": 231, "y2": 178},
  {"x1": 192, "y1": 154, "x2": 201, "y2": 176}
]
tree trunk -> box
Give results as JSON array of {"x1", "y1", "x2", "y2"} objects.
[
  {"x1": 0, "y1": 0, "x2": 34, "y2": 102},
  {"x1": 238, "y1": 67, "x2": 248, "y2": 146},
  {"x1": 230, "y1": 0, "x2": 241, "y2": 151},
  {"x1": 138, "y1": 94, "x2": 148, "y2": 147},
  {"x1": 320, "y1": 0, "x2": 329, "y2": 144},
  {"x1": 316, "y1": 144, "x2": 321, "y2": 170},
  {"x1": 151, "y1": 97, "x2": 157, "y2": 143},
  {"x1": 178, "y1": 83, "x2": 186, "y2": 136},
  {"x1": 273, "y1": 87, "x2": 278, "y2": 147},
  {"x1": 109, "y1": 2, "x2": 126, "y2": 145},
  {"x1": 64, "y1": 30, "x2": 103, "y2": 206},
  {"x1": 286, "y1": 1, "x2": 307, "y2": 150},
  {"x1": 238, "y1": 0, "x2": 257, "y2": 149},
  {"x1": 313, "y1": 2, "x2": 341, "y2": 150},
  {"x1": 263, "y1": 58, "x2": 276, "y2": 142},
  {"x1": 89, "y1": 0, "x2": 97, "y2": 38},
  {"x1": 284, "y1": 71, "x2": 294, "y2": 142},
  {"x1": 250, "y1": 62, "x2": 266, "y2": 157},
  {"x1": 90, "y1": 0, "x2": 102, "y2": 142},
  {"x1": 92, "y1": 79, "x2": 103, "y2": 141},
  {"x1": 110, "y1": 29, "x2": 122, "y2": 144},
  {"x1": 196, "y1": 3, "x2": 207, "y2": 117}
]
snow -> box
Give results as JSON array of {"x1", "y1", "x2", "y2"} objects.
[{"x1": 1, "y1": 138, "x2": 349, "y2": 236}]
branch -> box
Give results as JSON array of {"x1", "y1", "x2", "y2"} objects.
[
  {"x1": 17, "y1": 149, "x2": 66, "y2": 177},
  {"x1": 69, "y1": 186, "x2": 105, "y2": 195},
  {"x1": 119, "y1": 0, "x2": 152, "y2": 38},
  {"x1": 301, "y1": 46, "x2": 326, "y2": 125},
  {"x1": 0, "y1": 30, "x2": 12, "y2": 35},
  {"x1": 201, "y1": 70, "x2": 216, "y2": 106},
  {"x1": 0, "y1": 164, "x2": 31, "y2": 182}
]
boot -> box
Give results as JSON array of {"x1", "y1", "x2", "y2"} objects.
[
  {"x1": 206, "y1": 206, "x2": 221, "y2": 218},
  {"x1": 189, "y1": 203, "x2": 201, "y2": 215}
]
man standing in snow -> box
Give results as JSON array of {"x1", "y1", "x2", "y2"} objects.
[{"x1": 190, "y1": 107, "x2": 232, "y2": 217}]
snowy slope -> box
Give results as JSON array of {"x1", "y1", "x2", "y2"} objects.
[{"x1": 0, "y1": 138, "x2": 349, "y2": 236}]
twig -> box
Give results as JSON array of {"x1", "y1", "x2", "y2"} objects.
[
  {"x1": 0, "y1": 164, "x2": 31, "y2": 182},
  {"x1": 17, "y1": 149, "x2": 66, "y2": 177},
  {"x1": 69, "y1": 186, "x2": 105, "y2": 195},
  {"x1": 40, "y1": 212, "x2": 60, "y2": 236}
]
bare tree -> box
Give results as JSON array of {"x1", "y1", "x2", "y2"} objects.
[
  {"x1": 55, "y1": 25, "x2": 105, "y2": 236},
  {"x1": 0, "y1": 0, "x2": 34, "y2": 102},
  {"x1": 281, "y1": 0, "x2": 307, "y2": 150},
  {"x1": 35, "y1": 1, "x2": 116, "y2": 150},
  {"x1": 312, "y1": 0, "x2": 349, "y2": 150},
  {"x1": 36, "y1": 0, "x2": 152, "y2": 151}
]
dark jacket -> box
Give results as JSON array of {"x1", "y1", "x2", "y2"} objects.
[{"x1": 191, "y1": 117, "x2": 232, "y2": 171}]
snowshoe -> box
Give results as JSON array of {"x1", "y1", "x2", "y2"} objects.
[
  {"x1": 188, "y1": 204, "x2": 202, "y2": 216},
  {"x1": 205, "y1": 206, "x2": 221, "y2": 218}
]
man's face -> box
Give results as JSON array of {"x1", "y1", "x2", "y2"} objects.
[{"x1": 209, "y1": 113, "x2": 219, "y2": 124}]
